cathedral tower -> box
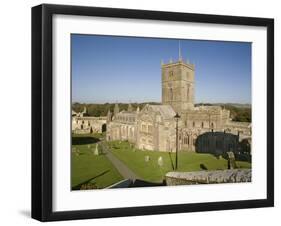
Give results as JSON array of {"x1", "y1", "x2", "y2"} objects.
[{"x1": 161, "y1": 55, "x2": 195, "y2": 113}]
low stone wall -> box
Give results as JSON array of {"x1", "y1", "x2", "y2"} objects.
[{"x1": 166, "y1": 169, "x2": 251, "y2": 186}]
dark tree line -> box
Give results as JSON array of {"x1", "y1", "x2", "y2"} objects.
[
  {"x1": 222, "y1": 104, "x2": 251, "y2": 122},
  {"x1": 72, "y1": 102, "x2": 160, "y2": 117}
]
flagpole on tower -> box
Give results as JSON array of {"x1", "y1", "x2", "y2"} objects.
[{"x1": 179, "y1": 40, "x2": 182, "y2": 61}]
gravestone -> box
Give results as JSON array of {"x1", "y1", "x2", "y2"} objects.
[
  {"x1": 144, "y1": 155, "x2": 150, "y2": 162},
  {"x1": 94, "y1": 144, "x2": 99, "y2": 156},
  {"x1": 227, "y1": 151, "x2": 237, "y2": 169},
  {"x1": 158, "y1": 156, "x2": 163, "y2": 167}
]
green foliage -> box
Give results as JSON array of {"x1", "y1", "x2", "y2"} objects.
[{"x1": 222, "y1": 104, "x2": 251, "y2": 122}]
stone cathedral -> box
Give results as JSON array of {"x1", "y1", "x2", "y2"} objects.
[{"x1": 106, "y1": 55, "x2": 251, "y2": 154}]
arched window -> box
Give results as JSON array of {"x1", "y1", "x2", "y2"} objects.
[
  {"x1": 170, "y1": 88, "x2": 173, "y2": 101},
  {"x1": 211, "y1": 122, "x2": 214, "y2": 129},
  {"x1": 193, "y1": 121, "x2": 195, "y2": 127},
  {"x1": 201, "y1": 122, "x2": 204, "y2": 128},
  {"x1": 193, "y1": 137, "x2": 196, "y2": 145},
  {"x1": 184, "y1": 137, "x2": 188, "y2": 145}
]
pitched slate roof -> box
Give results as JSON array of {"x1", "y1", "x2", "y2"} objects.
[{"x1": 148, "y1": 104, "x2": 176, "y2": 120}]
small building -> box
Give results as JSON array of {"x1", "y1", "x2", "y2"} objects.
[{"x1": 72, "y1": 108, "x2": 107, "y2": 134}]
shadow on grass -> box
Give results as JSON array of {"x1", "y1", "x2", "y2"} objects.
[
  {"x1": 200, "y1": 163, "x2": 208, "y2": 170},
  {"x1": 130, "y1": 179, "x2": 166, "y2": 187},
  {"x1": 168, "y1": 152, "x2": 175, "y2": 170},
  {"x1": 72, "y1": 170, "x2": 110, "y2": 190},
  {"x1": 72, "y1": 136, "x2": 100, "y2": 145}
]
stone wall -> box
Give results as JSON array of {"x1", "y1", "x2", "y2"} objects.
[
  {"x1": 72, "y1": 116, "x2": 107, "y2": 133},
  {"x1": 165, "y1": 169, "x2": 251, "y2": 186}
]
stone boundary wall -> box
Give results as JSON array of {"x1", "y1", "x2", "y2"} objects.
[{"x1": 166, "y1": 169, "x2": 251, "y2": 186}]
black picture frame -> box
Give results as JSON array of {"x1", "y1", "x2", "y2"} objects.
[{"x1": 32, "y1": 3, "x2": 274, "y2": 222}]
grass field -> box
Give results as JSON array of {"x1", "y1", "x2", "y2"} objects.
[
  {"x1": 71, "y1": 133, "x2": 251, "y2": 188},
  {"x1": 71, "y1": 133, "x2": 123, "y2": 189},
  {"x1": 107, "y1": 140, "x2": 251, "y2": 183}
]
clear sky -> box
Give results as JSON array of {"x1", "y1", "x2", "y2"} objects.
[{"x1": 72, "y1": 34, "x2": 251, "y2": 104}]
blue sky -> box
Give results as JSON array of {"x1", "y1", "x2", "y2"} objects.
[{"x1": 72, "y1": 34, "x2": 251, "y2": 104}]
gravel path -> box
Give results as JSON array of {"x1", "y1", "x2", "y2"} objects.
[{"x1": 100, "y1": 142, "x2": 139, "y2": 181}]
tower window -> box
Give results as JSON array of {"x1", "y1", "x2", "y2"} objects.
[
  {"x1": 170, "y1": 88, "x2": 173, "y2": 101},
  {"x1": 169, "y1": 71, "x2": 173, "y2": 77},
  {"x1": 201, "y1": 122, "x2": 204, "y2": 128},
  {"x1": 193, "y1": 122, "x2": 195, "y2": 127}
]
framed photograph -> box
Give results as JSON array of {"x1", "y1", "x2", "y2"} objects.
[{"x1": 32, "y1": 4, "x2": 274, "y2": 221}]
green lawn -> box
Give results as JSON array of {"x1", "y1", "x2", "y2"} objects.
[
  {"x1": 107, "y1": 140, "x2": 251, "y2": 183},
  {"x1": 71, "y1": 133, "x2": 123, "y2": 190},
  {"x1": 71, "y1": 134, "x2": 251, "y2": 188}
]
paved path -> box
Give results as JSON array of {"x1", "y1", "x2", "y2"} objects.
[{"x1": 100, "y1": 142, "x2": 139, "y2": 181}]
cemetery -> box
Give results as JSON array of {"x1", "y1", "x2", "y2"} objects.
[
  {"x1": 71, "y1": 133, "x2": 123, "y2": 190},
  {"x1": 71, "y1": 133, "x2": 251, "y2": 189}
]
